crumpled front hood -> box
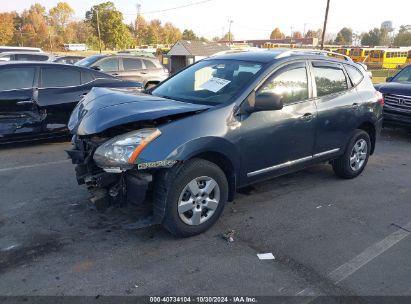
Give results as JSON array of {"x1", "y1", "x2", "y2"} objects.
[
  {"x1": 374, "y1": 82, "x2": 411, "y2": 96},
  {"x1": 68, "y1": 87, "x2": 211, "y2": 136}
]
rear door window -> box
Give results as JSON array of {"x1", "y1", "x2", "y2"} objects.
[
  {"x1": 0, "y1": 67, "x2": 35, "y2": 90},
  {"x1": 97, "y1": 58, "x2": 119, "y2": 72},
  {"x1": 16, "y1": 54, "x2": 48, "y2": 61},
  {"x1": 123, "y1": 58, "x2": 143, "y2": 70},
  {"x1": 312, "y1": 63, "x2": 348, "y2": 97},
  {"x1": 41, "y1": 67, "x2": 81, "y2": 88}
]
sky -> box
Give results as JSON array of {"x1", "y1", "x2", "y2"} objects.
[{"x1": 3, "y1": 0, "x2": 411, "y2": 40}]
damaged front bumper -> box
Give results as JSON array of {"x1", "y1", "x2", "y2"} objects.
[{"x1": 66, "y1": 136, "x2": 153, "y2": 211}]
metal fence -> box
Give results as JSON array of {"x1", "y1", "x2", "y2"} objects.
[{"x1": 364, "y1": 62, "x2": 409, "y2": 84}]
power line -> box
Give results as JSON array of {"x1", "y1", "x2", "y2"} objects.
[{"x1": 122, "y1": 0, "x2": 213, "y2": 15}]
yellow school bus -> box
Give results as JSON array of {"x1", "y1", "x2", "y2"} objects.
[
  {"x1": 368, "y1": 49, "x2": 408, "y2": 69},
  {"x1": 263, "y1": 43, "x2": 297, "y2": 49},
  {"x1": 349, "y1": 48, "x2": 375, "y2": 62},
  {"x1": 406, "y1": 50, "x2": 411, "y2": 66},
  {"x1": 323, "y1": 47, "x2": 337, "y2": 53},
  {"x1": 335, "y1": 48, "x2": 351, "y2": 56}
]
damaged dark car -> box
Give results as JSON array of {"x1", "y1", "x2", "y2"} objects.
[
  {"x1": 67, "y1": 50, "x2": 383, "y2": 237},
  {"x1": 0, "y1": 62, "x2": 142, "y2": 144}
]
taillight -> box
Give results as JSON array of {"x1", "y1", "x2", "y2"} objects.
[{"x1": 376, "y1": 91, "x2": 384, "y2": 106}]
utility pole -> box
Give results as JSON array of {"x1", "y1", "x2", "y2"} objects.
[
  {"x1": 96, "y1": 10, "x2": 102, "y2": 53},
  {"x1": 320, "y1": 0, "x2": 331, "y2": 50},
  {"x1": 135, "y1": 3, "x2": 141, "y2": 47},
  {"x1": 228, "y1": 20, "x2": 233, "y2": 45}
]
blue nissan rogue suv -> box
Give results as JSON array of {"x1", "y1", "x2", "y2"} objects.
[{"x1": 67, "y1": 49, "x2": 384, "y2": 237}]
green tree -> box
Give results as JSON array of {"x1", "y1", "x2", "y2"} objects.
[
  {"x1": 134, "y1": 15, "x2": 149, "y2": 45},
  {"x1": 221, "y1": 32, "x2": 234, "y2": 41},
  {"x1": 0, "y1": 12, "x2": 16, "y2": 45},
  {"x1": 146, "y1": 19, "x2": 163, "y2": 44},
  {"x1": 86, "y1": 2, "x2": 134, "y2": 50},
  {"x1": 67, "y1": 20, "x2": 99, "y2": 48},
  {"x1": 361, "y1": 28, "x2": 389, "y2": 46},
  {"x1": 49, "y1": 2, "x2": 73, "y2": 29},
  {"x1": 334, "y1": 27, "x2": 353, "y2": 45},
  {"x1": 163, "y1": 22, "x2": 182, "y2": 44},
  {"x1": 182, "y1": 29, "x2": 198, "y2": 40},
  {"x1": 270, "y1": 27, "x2": 284, "y2": 39},
  {"x1": 49, "y1": 2, "x2": 75, "y2": 47},
  {"x1": 305, "y1": 29, "x2": 322, "y2": 38},
  {"x1": 393, "y1": 25, "x2": 411, "y2": 46}
]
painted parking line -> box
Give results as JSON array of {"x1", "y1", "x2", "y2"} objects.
[
  {"x1": 296, "y1": 221, "x2": 411, "y2": 296},
  {"x1": 0, "y1": 159, "x2": 70, "y2": 172}
]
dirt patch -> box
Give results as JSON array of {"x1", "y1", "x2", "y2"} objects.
[{"x1": 70, "y1": 259, "x2": 96, "y2": 273}]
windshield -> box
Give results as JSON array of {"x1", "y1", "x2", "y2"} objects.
[
  {"x1": 75, "y1": 55, "x2": 104, "y2": 67},
  {"x1": 392, "y1": 65, "x2": 411, "y2": 82},
  {"x1": 151, "y1": 59, "x2": 263, "y2": 105}
]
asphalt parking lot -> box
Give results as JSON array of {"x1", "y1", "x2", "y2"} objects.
[{"x1": 0, "y1": 128, "x2": 410, "y2": 298}]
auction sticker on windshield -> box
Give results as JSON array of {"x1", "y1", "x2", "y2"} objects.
[{"x1": 200, "y1": 77, "x2": 231, "y2": 93}]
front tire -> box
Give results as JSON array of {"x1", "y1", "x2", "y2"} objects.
[
  {"x1": 155, "y1": 159, "x2": 228, "y2": 237},
  {"x1": 332, "y1": 130, "x2": 371, "y2": 179}
]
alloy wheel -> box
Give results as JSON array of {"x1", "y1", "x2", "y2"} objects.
[
  {"x1": 349, "y1": 139, "x2": 368, "y2": 171},
  {"x1": 177, "y1": 176, "x2": 220, "y2": 226}
]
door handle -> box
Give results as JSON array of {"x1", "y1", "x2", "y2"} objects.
[
  {"x1": 300, "y1": 113, "x2": 314, "y2": 121},
  {"x1": 140, "y1": 72, "x2": 148, "y2": 74},
  {"x1": 111, "y1": 73, "x2": 119, "y2": 76},
  {"x1": 351, "y1": 103, "x2": 359, "y2": 109},
  {"x1": 17, "y1": 100, "x2": 34, "y2": 105}
]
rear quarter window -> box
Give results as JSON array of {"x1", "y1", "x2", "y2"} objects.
[
  {"x1": 344, "y1": 65, "x2": 364, "y2": 86},
  {"x1": 81, "y1": 71, "x2": 94, "y2": 84},
  {"x1": 16, "y1": 54, "x2": 48, "y2": 61},
  {"x1": 143, "y1": 59, "x2": 157, "y2": 69}
]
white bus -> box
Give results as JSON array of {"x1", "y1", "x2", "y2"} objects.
[
  {"x1": 63, "y1": 44, "x2": 88, "y2": 51},
  {"x1": 0, "y1": 46, "x2": 43, "y2": 53}
]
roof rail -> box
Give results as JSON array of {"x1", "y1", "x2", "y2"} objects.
[{"x1": 275, "y1": 49, "x2": 353, "y2": 62}]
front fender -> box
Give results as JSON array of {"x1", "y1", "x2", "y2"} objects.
[
  {"x1": 135, "y1": 103, "x2": 240, "y2": 173},
  {"x1": 138, "y1": 136, "x2": 241, "y2": 174}
]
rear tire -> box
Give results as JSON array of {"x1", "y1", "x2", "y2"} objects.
[
  {"x1": 332, "y1": 130, "x2": 371, "y2": 179},
  {"x1": 154, "y1": 159, "x2": 228, "y2": 237}
]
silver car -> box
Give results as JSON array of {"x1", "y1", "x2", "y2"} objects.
[
  {"x1": 0, "y1": 52, "x2": 55, "y2": 62},
  {"x1": 75, "y1": 54, "x2": 169, "y2": 89}
]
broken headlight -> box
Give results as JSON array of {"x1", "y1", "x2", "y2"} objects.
[{"x1": 93, "y1": 129, "x2": 161, "y2": 172}]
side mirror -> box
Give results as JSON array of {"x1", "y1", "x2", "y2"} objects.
[
  {"x1": 254, "y1": 92, "x2": 283, "y2": 112},
  {"x1": 386, "y1": 76, "x2": 393, "y2": 82},
  {"x1": 91, "y1": 66, "x2": 101, "y2": 71}
]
